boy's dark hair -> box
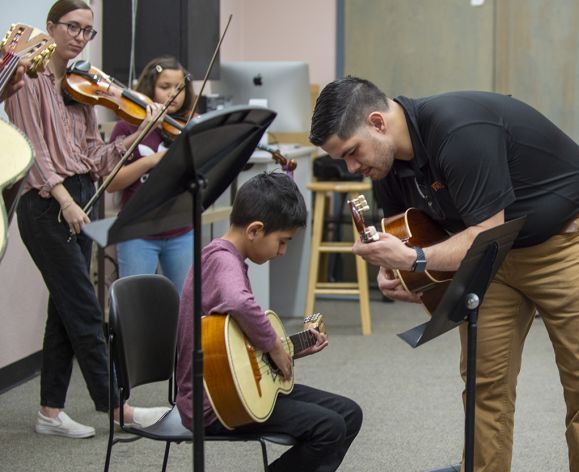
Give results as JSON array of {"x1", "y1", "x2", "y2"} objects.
[
  {"x1": 230, "y1": 172, "x2": 307, "y2": 234},
  {"x1": 309, "y1": 76, "x2": 389, "y2": 146}
]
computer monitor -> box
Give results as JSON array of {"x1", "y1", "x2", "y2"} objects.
[{"x1": 211, "y1": 61, "x2": 311, "y2": 135}]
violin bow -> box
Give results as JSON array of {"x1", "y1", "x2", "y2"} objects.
[
  {"x1": 184, "y1": 14, "x2": 233, "y2": 124},
  {"x1": 63, "y1": 77, "x2": 190, "y2": 240}
]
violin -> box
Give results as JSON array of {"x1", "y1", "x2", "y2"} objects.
[
  {"x1": 62, "y1": 60, "x2": 187, "y2": 140},
  {"x1": 257, "y1": 143, "x2": 298, "y2": 172}
]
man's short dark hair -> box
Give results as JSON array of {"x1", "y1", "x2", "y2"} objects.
[
  {"x1": 309, "y1": 76, "x2": 389, "y2": 146},
  {"x1": 230, "y1": 171, "x2": 307, "y2": 234}
]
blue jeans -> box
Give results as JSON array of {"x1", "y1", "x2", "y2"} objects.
[
  {"x1": 116, "y1": 230, "x2": 193, "y2": 294},
  {"x1": 17, "y1": 174, "x2": 117, "y2": 411}
]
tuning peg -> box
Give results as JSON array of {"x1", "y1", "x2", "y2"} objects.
[{"x1": 364, "y1": 225, "x2": 380, "y2": 243}]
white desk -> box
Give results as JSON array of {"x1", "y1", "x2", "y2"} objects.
[{"x1": 237, "y1": 144, "x2": 315, "y2": 317}]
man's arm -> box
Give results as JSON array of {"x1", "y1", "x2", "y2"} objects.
[{"x1": 354, "y1": 210, "x2": 505, "y2": 303}]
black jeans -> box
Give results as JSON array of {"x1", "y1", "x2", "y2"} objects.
[
  {"x1": 206, "y1": 384, "x2": 363, "y2": 472},
  {"x1": 17, "y1": 174, "x2": 117, "y2": 411}
]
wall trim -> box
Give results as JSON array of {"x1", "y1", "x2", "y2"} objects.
[{"x1": 0, "y1": 351, "x2": 41, "y2": 395}]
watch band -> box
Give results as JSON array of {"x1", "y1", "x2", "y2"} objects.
[{"x1": 411, "y1": 246, "x2": 427, "y2": 272}]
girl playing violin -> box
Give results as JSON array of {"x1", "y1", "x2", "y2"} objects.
[
  {"x1": 106, "y1": 56, "x2": 195, "y2": 295},
  {"x1": 5, "y1": 0, "x2": 168, "y2": 438}
]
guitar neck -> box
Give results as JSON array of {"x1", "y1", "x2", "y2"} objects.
[
  {"x1": 289, "y1": 329, "x2": 317, "y2": 356},
  {"x1": 0, "y1": 53, "x2": 20, "y2": 95}
]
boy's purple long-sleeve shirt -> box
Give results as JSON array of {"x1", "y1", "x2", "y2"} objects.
[{"x1": 175, "y1": 238, "x2": 278, "y2": 429}]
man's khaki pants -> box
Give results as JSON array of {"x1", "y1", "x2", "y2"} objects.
[{"x1": 459, "y1": 231, "x2": 579, "y2": 472}]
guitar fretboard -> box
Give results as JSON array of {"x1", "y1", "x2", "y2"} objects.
[{"x1": 289, "y1": 329, "x2": 317, "y2": 356}]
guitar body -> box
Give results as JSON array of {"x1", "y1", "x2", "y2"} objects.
[
  {"x1": 0, "y1": 119, "x2": 33, "y2": 261},
  {"x1": 382, "y1": 208, "x2": 454, "y2": 314},
  {"x1": 202, "y1": 310, "x2": 294, "y2": 430}
]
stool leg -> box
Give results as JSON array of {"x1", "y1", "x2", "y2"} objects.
[
  {"x1": 350, "y1": 193, "x2": 372, "y2": 335},
  {"x1": 306, "y1": 191, "x2": 325, "y2": 315}
]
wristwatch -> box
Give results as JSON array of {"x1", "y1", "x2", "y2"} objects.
[{"x1": 411, "y1": 246, "x2": 427, "y2": 272}]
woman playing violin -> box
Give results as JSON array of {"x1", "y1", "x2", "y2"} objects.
[
  {"x1": 4, "y1": 0, "x2": 167, "y2": 439},
  {"x1": 107, "y1": 56, "x2": 195, "y2": 295}
]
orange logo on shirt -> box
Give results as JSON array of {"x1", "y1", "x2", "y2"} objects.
[{"x1": 431, "y1": 181, "x2": 445, "y2": 191}]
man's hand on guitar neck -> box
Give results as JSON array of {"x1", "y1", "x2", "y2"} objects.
[{"x1": 352, "y1": 232, "x2": 416, "y2": 271}]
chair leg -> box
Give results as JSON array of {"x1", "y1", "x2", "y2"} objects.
[
  {"x1": 104, "y1": 438, "x2": 113, "y2": 472},
  {"x1": 259, "y1": 438, "x2": 269, "y2": 472},
  {"x1": 104, "y1": 332, "x2": 115, "y2": 472},
  {"x1": 161, "y1": 442, "x2": 171, "y2": 472}
]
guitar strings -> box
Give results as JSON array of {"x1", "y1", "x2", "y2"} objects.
[
  {"x1": 0, "y1": 53, "x2": 20, "y2": 94},
  {"x1": 254, "y1": 330, "x2": 317, "y2": 376}
]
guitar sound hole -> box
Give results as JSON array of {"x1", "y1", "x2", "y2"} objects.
[{"x1": 262, "y1": 353, "x2": 282, "y2": 379}]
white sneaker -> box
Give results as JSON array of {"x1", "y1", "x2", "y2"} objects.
[
  {"x1": 116, "y1": 406, "x2": 171, "y2": 430},
  {"x1": 35, "y1": 411, "x2": 95, "y2": 439},
  {"x1": 131, "y1": 406, "x2": 171, "y2": 428}
]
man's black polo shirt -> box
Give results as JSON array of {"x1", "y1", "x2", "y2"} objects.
[{"x1": 377, "y1": 91, "x2": 579, "y2": 248}]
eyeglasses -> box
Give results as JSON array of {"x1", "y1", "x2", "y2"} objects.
[{"x1": 55, "y1": 22, "x2": 97, "y2": 41}]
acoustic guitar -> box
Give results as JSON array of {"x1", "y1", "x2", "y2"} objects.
[
  {"x1": 202, "y1": 310, "x2": 325, "y2": 430},
  {"x1": 348, "y1": 195, "x2": 454, "y2": 314},
  {"x1": 0, "y1": 24, "x2": 56, "y2": 262}
]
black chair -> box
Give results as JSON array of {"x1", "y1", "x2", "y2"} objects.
[{"x1": 104, "y1": 274, "x2": 296, "y2": 472}]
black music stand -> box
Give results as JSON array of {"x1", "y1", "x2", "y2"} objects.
[
  {"x1": 398, "y1": 217, "x2": 526, "y2": 472},
  {"x1": 83, "y1": 105, "x2": 276, "y2": 472}
]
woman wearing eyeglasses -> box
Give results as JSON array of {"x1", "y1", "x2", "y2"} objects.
[{"x1": 5, "y1": 0, "x2": 167, "y2": 439}]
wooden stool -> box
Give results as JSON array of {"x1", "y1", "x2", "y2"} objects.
[{"x1": 306, "y1": 180, "x2": 373, "y2": 335}]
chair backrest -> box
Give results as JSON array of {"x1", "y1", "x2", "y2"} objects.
[{"x1": 108, "y1": 274, "x2": 180, "y2": 399}]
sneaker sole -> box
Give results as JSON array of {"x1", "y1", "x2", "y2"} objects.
[{"x1": 35, "y1": 424, "x2": 95, "y2": 439}]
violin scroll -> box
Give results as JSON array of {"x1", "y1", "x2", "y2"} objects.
[{"x1": 257, "y1": 143, "x2": 297, "y2": 172}]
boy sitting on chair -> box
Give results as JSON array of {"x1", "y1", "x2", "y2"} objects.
[{"x1": 176, "y1": 171, "x2": 363, "y2": 471}]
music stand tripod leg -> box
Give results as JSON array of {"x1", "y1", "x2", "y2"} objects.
[
  {"x1": 464, "y1": 294, "x2": 480, "y2": 472},
  {"x1": 462, "y1": 242, "x2": 498, "y2": 472}
]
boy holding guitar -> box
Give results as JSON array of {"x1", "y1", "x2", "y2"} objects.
[
  {"x1": 310, "y1": 77, "x2": 579, "y2": 471},
  {"x1": 176, "y1": 172, "x2": 362, "y2": 472}
]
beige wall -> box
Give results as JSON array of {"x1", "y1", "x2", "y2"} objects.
[
  {"x1": 219, "y1": 0, "x2": 337, "y2": 88},
  {"x1": 0, "y1": 1, "x2": 337, "y2": 370}
]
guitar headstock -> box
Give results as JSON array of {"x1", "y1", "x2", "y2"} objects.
[
  {"x1": 1, "y1": 24, "x2": 56, "y2": 78},
  {"x1": 348, "y1": 194, "x2": 379, "y2": 243},
  {"x1": 303, "y1": 313, "x2": 326, "y2": 335}
]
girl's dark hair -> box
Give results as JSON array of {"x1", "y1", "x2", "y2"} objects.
[
  {"x1": 230, "y1": 172, "x2": 307, "y2": 234},
  {"x1": 136, "y1": 56, "x2": 195, "y2": 116},
  {"x1": 47, "y1": 0, "x2": 92, "y2": 23}
]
